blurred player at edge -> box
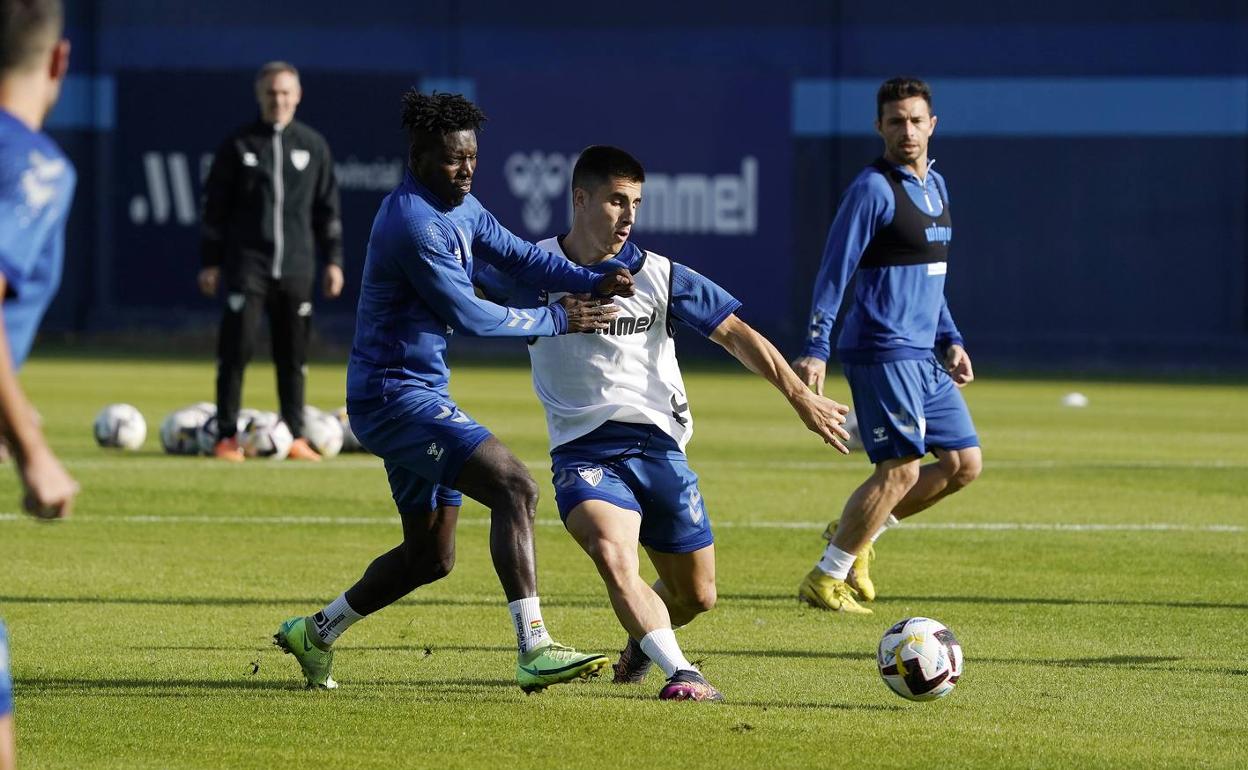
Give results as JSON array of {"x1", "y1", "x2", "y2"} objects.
[
  {"x1": 0, "y1": 0, "x2": 78, "y2": 767},
  {"x1": 273, "y1": 91, "x2": 635, "y2": 692},
  {"x1": 477, "y1": 146, "x2": 852, "y2": 701},
  {"x1": 792, "y1": 77, "x2": 981, "y2": 613}
]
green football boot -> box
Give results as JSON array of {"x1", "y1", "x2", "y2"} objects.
[
  {"x1": 516, "y1": 642, "x2": 609, "y2": 694},
  {"x1": 273, "y1": 616, "x2": 337, "y2": 689}
]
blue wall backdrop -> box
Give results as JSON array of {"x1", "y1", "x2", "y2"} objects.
[{"x1": 41, "y1": 0, "x2": 1248, "y2": 367}]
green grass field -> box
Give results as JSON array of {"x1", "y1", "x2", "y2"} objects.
[{"x1": 3, "y1": 356, "x2": 1246, "y2": 769}]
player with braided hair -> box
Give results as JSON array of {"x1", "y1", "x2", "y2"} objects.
[{"x1": 275, "y1": 90, "x2": 634, "y2": 693}]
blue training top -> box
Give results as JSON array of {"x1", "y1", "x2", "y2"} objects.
[
  {"x1": 0, "y1": 620, "x2": 11, "y2": 717},
  {"x1": 347, "y1": 171, "x2": 606, "y2": 409},
  {"x1": 800, "y1": 159, "x2": 963, "y2": 364},
  {"x1": 0, "y1": 109, "x2": 76, "y2": 369}
]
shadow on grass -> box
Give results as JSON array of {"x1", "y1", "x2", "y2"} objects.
[
  {"x1": 20, "y1": 677, "x2": 306, "y2": 693},
  {"x1": 10, "y1": 592, "x2": 1247, "y2": 612},
  {"x1": 131, "y1": 643, "x2": 873, "y2": 662},
  {"x1": 19, "y1": 675, "x2": 517, "y2": 694},
  {"x1": 20, "y1": 675, "x2": 902, "y2": 712},
  {"x1": 0, "y1": 594, "x2": 604, "y2": 609},
  {"x1": 728, "y1": 592, "x2": 1248, "y2": 611},
  {"x1": 119, "y1": 645, "x2": 1243, "y2": 677},
  {"x1": 587, "y1": 686, "x2": 904, "y2": 711}
]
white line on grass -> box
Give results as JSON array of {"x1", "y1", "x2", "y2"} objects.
[
  {"x1": 60, "y1": 457, "x2": 1248, "y2": 471},
  {"x1": 0, "y1": 512, "x2": 1241, "y2": 533}
]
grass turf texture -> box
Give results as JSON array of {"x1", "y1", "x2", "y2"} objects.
[{"x1": 2, "y1": 356, "x2": 1246, "y2": 769}]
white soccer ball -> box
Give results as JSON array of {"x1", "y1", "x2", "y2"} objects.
[
  {"x1": 195, "y1": 413, "x2": 247, "y2": 455},
  {"x1": 1061, "y1": 392, "x2": 1089, "y2": 408},
  {"x1": 93, "y1": 403, "x2": 147, "y2": 450},
  {"x1": 334, "y1": 406, "x2": 364, "y2": 453},
  {"x1": 302, "y1": 409, "x2": 344, "y2": 458},
  {"x1": 159, "y1": 403, "x2": 214, "y2": 455},
  {"x1": 241, "y1": 411, "x2": 293, "y2": 459},
  {"x1": 877, "y1": 617, "x2": 964, "y2": 702}
]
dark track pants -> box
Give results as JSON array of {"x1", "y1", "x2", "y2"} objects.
[{"x1": 215, "y1": 280, "x2": 312, "y2": 439}]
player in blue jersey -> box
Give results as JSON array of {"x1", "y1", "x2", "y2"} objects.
[
  {"x1": 274, "y1": 92, "x2": 635, "y2": 693},
  {"x1": 0, "y1": 0, "x2": 77, "y2": 766},
  {"x1": 792, "y1": 78, "x2": 982, "y2": 613},
  {"x1": 477, "y1": 146, "x2": 853, "y2": 700},
  {"x1": 0, "y1": 620, "x2": 11, "y2": 770}
]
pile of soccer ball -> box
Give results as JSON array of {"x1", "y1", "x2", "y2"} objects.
[
  {"x1": 876, "y1": 616, "x2": 964, "y2": 701},
  {"x1": 92, "y1": 402, "x2": 366, "y2": 458}
]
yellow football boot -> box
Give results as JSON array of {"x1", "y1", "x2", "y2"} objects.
[{"x1": 797, "y1": 569, "x2": 872, "y2": 614}]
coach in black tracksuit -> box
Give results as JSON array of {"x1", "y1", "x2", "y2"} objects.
[{"x1": 197, "y1": 61, "x2": 343, "y2": 461}]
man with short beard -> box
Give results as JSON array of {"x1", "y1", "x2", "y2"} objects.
[{"x1": 793, "y1": 77, "x2": 982, "y2": 613}]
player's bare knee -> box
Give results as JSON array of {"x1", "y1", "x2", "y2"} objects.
[
  {"x1": 494, "y1": 470, "x2": 539, "y2": 518},
  {"x1": 879, "y1": 461, "x2": 920, "y2": 493},
  {"x1": 671, "y1": 581, "x2": 717, "y2": 615},
  {"x1": 515, "y1": 475, "x2": 540, "y2": 517},
  {"x1": 950, "y1": 450, "x2": 982, "y2": 489},
  {"x1": 425, "y1": 540, "x2": 456, "y2": 582},
  {"x1": 590, "y1": 540, "x2": 637, "y2": 586},
  {"x1": 425, "y1": 552, "x2": 455, "y2": 583},
  {"x1": 686, "y1": 583, "x2": 717, "y2": 614}
]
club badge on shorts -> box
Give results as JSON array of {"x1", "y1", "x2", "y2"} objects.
[{"x1": 577, "y1": 467, "x2": 603, "y2": 487}]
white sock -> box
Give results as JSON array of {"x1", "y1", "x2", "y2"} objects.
[
  {"x1": 639, "y1": 628, "x2": 693, "y2": 678},
  {"x1": 871, "y1": 513, "x2": 900, "y2": 543},
  {"x1": 509, "y1": 596, "x2": 552, "y2": 655},
  {"x1": 309, "y1": 593, "x2": 363, "y2": 647},
  {"x1": 816, "y1": 543, "x2": 857, "y2": 579}
]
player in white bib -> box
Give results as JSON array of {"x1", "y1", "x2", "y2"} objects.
[{"x1": 477, "y1": 146, "x2": 853, "y2": 701}]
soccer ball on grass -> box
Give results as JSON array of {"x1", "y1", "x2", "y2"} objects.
[
  {"x1": 93, "y1": 404, "x2": 147, "y2": 450},
  {"x1": 877, "y1": 617, "x2": 963, "y2": 701},
  {"x1": 334, "y1": 406, "x2": 365, "y2": 453},
  {"x1": 240, "y1": 411, "x2": 293, "y2": 459},
  {"x1": 195, "y1": 413, "x2": 248, "y2": 455},
  {"x1": 302, "y1": 406, "x2": 344, "y2": 458},
  {"x1": 159, "y1": 403, "x2": 215, "y2": 455}
]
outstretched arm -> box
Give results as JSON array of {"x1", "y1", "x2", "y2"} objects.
[
  {"x1": 710, "y1": 313, "x2": 852, "y2": 453},
  {"x1": 473, "y1": 208, "x2": 633, "y2": 297},
  {"x1": 0, "y1": 274, "x2": 78, "y2": 519},
  {"x1": 399, "y1": 217, "x2": 616, "y2": 337}
]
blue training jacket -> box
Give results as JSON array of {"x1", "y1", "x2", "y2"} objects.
[
  {"x1": 346, "y1": 171, "x2": 603, "y2": 408},
  {"x1": 800, "y1": 160, "x2": 964, "y2": 364},
  {"x1": 0, "y1": 109, "x2": 75, "y2": 369}
]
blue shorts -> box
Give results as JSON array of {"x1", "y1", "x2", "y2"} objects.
[
  {"x1": 1, "y1": 620, "x2": 12, "y2": 717},
  {"x1": 349, "y1": 393, "x2": 491, "y2": 515},
  {"x1": 844, "y1": 357, "x2": 979, "y2": 464},
  {"x1": 550, "y1": 422, "x2": 713, "y2": 554}
]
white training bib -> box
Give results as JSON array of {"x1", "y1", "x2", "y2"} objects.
[{"x1": 528, "y1": 238, "x2": 692, "y2": 450}]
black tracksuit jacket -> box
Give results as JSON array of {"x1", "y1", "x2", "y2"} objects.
[{"x1": 200, "y1": 118, "x2": 343, "y2": 293}]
